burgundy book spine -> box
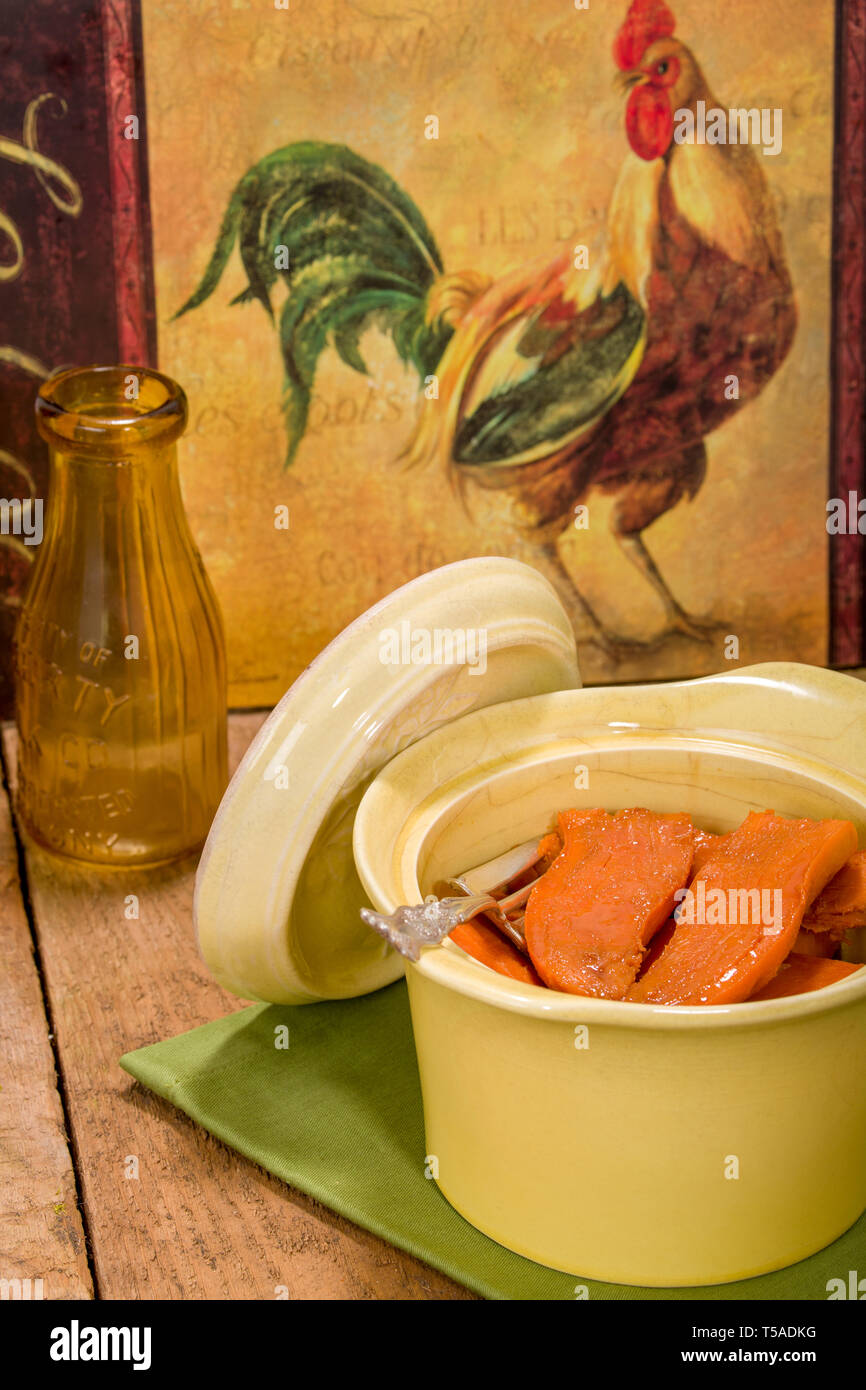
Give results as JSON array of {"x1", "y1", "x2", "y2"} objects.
[{"x1": 0, "y1": 0, "x2": 155, "y2": 717}]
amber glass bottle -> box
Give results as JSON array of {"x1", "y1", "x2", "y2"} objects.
[{"x1": 14, "y1": 366, "x2": 228, "y2": 866}]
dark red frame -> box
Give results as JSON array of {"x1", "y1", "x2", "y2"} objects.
[
  {"x1": 101, "y1": 0, "x2": 156, "y2": 364},
  {"x1": 830, "y1": 0, "x2": 866, "y2": 664}
]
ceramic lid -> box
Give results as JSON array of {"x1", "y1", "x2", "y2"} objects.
[{"x1": 194, "y1": 557, "x2": 580, "y2": 1003}]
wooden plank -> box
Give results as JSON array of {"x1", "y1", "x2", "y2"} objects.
[
  {"x1": 0, "y1": 749, "x2": 93, "y2": 1300},
  {"x1": 3, "y1": 715, "x2": 473, "y2": 1300}
]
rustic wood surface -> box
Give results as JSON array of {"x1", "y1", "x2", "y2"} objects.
[
  {"x1": 0, "y1": 752, "x2": 92, "y2": 1300},
  {"x1": 6, "y1": 670, "x2": 866, "y2": 1300},
  {"x1": 0, "y1": 714, "x2": 473, "y2": 1301}
]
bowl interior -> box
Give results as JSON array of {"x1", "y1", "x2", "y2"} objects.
[
  {"x1": 414, "y1": 740, "x2": 866, "y2": 917},
  {"x1": 378, "y1": 736, "x2": 866, "y2": 994},
  {"x1": 353, "y1": 672, "x2": 866, "y2": 1018}
]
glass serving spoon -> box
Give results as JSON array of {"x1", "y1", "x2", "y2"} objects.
[{"x1": 360, "y1": 837, "x2": 544, "y2": 961}]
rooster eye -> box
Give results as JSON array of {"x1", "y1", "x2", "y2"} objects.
[{"x1": 656, "y1": 61, "x2": 669, "y2": 75}]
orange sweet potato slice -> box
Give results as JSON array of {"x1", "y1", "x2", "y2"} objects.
[
  {"x1": 801, "y1": 850, "x2": 866, "y2": 934},
  {"x1": 749, "y1": 952, "x2": 863, "y2": 1001},
  {"x1": 692, "y1": 829, "x2": 721, "y2": 875},
  {"x1": 791, "y1": 927, "x2": 844, "y2": 958},
  {"x1": 524, "y1": 808, "x2": 695, "y2": 998},
  {"x1": 633, "y1": 917, "x2": 681, "y2": 973},
  {"x1": 627, "y1": 811, "x2": 858, "y2": 1005},
  {"x1": 448, "y1": 916, "x2": 542, "y2": 985},
  {"x1": 447, "y1": 830, "x2": 556, "y2": 986},
  {"x1": 535, "y1": 830, "x2": 563, "y2": 874},
  {"x1": 635, "y1": 917, "x2": 677, "y2": 978}
]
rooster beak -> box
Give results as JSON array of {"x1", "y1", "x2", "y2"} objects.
[{"x1": 615, "y1": 69, "x2": 645, "y2": 94}]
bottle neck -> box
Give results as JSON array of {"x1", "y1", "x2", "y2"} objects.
[
  {"x1": 41, "y1": 442, "x2": 186, "y2": 547},
  {"x1": 33, "y1": 364, "x2": 193, "y2": 555},
  {"x1": 48, "y1": 439, "x2": 179, "y2": 483}
]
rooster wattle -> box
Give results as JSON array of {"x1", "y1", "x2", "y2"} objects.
[{"x1": 179, "y1": 0, "x2": 796, "y2": 658}]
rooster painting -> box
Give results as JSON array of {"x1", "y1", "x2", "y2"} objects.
[{"x1": 178, "y1": 0, "x2": 796, "y2": 658}]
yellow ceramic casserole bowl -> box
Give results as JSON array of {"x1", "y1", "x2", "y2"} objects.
[{"x1": 353, "y1": 664, "x2": 866, "y2": 1286}]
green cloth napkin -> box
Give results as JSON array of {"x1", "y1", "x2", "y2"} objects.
[{"x1": 120, "y1": 980, "x2": 863, "y2": 1300}]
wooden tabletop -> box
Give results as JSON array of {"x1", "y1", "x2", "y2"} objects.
[
  {"x1": 0, "y1": 713, "x2": 473, "y2": 1301},
  {"x1": 8, "y1": 670, "x2": 866, "y2": 1300}
]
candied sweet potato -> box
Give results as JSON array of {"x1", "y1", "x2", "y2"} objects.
[
  {"x1": 791, "y1": 927, "x2": 845, "y2": 958},
  {"x1": 635, "y1": 917, "x2": 677, "y2": 977},
  {"x1": 448, "y1": 915, "x2": 542, "y2": 986},
  {"x1": 801, "y1": 850, "x2": 866, "y2": 935},
  {"x1": 627, "y1": 811, "x2": 858, "y2": 1005},
  {"x1": 692, "y1": 828, "x2": 721, "y2": 875},
  {"x1": 749, "y1": 952, "x2": 863, "y2": 1001},
  {"x1": 524, "y1": 808, "x2": 695, "y2": 998}
]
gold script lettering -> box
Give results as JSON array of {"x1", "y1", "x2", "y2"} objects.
[{"x1": 0, "y1": 92, "x2": 83, "y2": 283}]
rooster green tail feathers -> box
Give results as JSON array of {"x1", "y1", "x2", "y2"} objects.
[{"x1": 175, "y1": 142, "x2": 454, "y2": 465}]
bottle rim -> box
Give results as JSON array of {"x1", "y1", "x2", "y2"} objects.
[{"x1": 36, "y1": 365, "x2": 188, "y2": 453}]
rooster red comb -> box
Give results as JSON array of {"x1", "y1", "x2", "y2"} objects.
[{"x1": 614, "y1": 0, "x2": 677, "y2": 71}]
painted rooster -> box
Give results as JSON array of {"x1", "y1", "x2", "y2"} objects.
[{"x1": 178, "y1": 0, "x2": 796, "y2": 656}]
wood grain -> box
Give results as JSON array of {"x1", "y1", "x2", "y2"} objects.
[
  {"x1": 0, "y1": 747, "x2": 92, "y2": 1300},
  {"x1": 1, "y1": 715, "x2": 473, "y2": 1300}
]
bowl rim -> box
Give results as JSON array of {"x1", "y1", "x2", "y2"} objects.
[
  {"x1": 408, "y1": 939, "x2": 866, "y2": 1030},
  {"x1": 354, "y1": 666, "x2": 866, "y2": 1030}
]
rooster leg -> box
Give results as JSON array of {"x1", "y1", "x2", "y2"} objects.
[
  {"x1": 609, "y1": 444, "x2": 723, "y2": 643},
  {"x1": 615, "y1": 532, "x2": 722, "y2": 641},
  {"x1": 536, "y1": 539, "x2": 667, "y2": 657}
]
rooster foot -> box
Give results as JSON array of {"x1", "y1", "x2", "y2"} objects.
[
  {"x1": 665, "y1": 611, "x2": 728, "y2": 644},
  {"x1": 583, "y1": 627, "x2": 669, "y2": 660},
  {"x1": 614, "y1": 535, "x2": 728, "y2": 649}
]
